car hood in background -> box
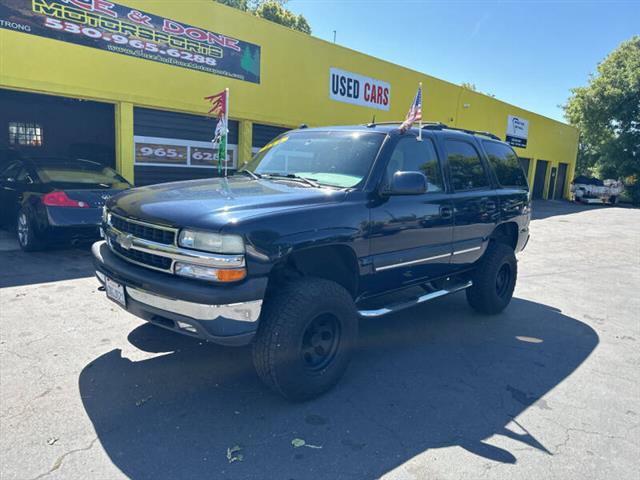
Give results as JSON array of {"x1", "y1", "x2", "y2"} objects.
[{"x1": 107, "y1": 176, "x2": 347, "y2": 230}]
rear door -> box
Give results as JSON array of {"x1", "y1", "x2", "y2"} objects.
[
  {"x1": 368, "y1": 135, "x2": 453, "y2": 292},
  {"x1": 444, "y1": 138, "x2": 498, "y2": 267}
]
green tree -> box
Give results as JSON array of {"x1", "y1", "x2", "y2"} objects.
[
  {"x1": 215, "y1": 0, "x2": 311, "y2": 34},
  {"x1": 461, "y1": 82, "x2": 477, "y2": 91},
  {"x1": 564, "y1": 36, "x2": 640, "y2": 204}
]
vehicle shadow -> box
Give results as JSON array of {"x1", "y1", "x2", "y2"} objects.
[
  {"x1": 79, "y1": 295, "x2": 598, "y2": 479},
  {"x1": 0, "y1": 244, "x2": 95, "y2": 288}
]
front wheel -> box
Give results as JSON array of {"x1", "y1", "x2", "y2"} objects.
[
  {"x1": 17, "y1": 209, "x2": 44, "y2": 252},
  {"x1": 252, "y1": 277, "x2": 358, "y2": 401},
  {"x1": 466, "y1": 242, "x2": 517, "y2": 314}
]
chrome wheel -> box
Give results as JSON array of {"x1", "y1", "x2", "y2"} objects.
[{"x1": 17, "y1": 213, "x2": 29, "y2": 247}]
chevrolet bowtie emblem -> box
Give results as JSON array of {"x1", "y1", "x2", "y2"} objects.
[{"x1": 117, "y1": 233, "x2": 134, "y2": 250}]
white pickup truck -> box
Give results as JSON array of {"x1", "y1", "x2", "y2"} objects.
[{"x1": 571, "y1": 176, "x2": 624, "y2": 204}]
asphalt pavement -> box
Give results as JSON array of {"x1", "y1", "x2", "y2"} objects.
[{"x1": 0, "y1": 201, "x2": 638, "y2": 479}]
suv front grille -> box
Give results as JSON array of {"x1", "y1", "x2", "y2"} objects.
[
  {"x1": 110, "y1": 215, "x2": 175, "y2": 245},
  {"x1": 112, "y1": 242, "x2": 173, "y2": 271}
]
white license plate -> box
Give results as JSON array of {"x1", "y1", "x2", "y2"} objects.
[{"x1": 105, "y1": 276, "x2": 126, "y2": 307}]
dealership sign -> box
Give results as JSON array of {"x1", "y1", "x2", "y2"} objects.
[
  {"x1": 506, "y1": 115, "x2": 529, "y2": 148},
  {"x1": 329, "y1": 68, "x2": 390, "y2": 111},
  {"x1": 0, "y1": 0, "x2": 261, "y2": 83}
]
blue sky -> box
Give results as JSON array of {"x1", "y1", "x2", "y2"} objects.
[{"x1": 287, "y1": 0, "x2": 639, "y2": 122}]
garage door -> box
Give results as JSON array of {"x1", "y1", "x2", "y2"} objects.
[
  {"x1": 251, "y1": 123, "x2": 290, "y2": 155},
  {"x1": 0, "y1": 89, "x2": 114, "y2": 169},
  {"x1": 532, "y1": 160, "x2": 549, "y2": 199},
  {"x1": 554, "y1": 163, "x2": 568, "y2": 200},
  {"x1": 133, "y1": 108, "x2": 239, "y2": 186}
]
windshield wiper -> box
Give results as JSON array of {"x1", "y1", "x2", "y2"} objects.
[
  {"x1": 260, "y1": 172, "x2": 320, "y2": 188},
  {"x1": 237, "y1": 169, "x2": 262, "y2": 180}
]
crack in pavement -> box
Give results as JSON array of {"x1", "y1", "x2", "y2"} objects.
[{"x1": 28, "y1": 437, "x2": 98, "y2": 480}]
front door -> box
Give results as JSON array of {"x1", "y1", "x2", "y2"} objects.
[{"x1": 368, "y1": 136, "x2": 453, "y2": 293}]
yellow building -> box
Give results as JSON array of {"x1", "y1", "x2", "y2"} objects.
[{"x1": 0, "y1": 0, "x2": 578, "y2": 199}]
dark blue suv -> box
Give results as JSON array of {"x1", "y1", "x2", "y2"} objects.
[{"x1": 93, "y1": 122, "x2": 530, "y2": 400}]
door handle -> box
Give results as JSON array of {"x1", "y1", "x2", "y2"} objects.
[{"x1": 440, "y1": 206, "x2": 453, "y2": 219}]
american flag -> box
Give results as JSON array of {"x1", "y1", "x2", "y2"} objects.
[{"x1": 400, "y1": 84, "x2": 422, "y2": 132}]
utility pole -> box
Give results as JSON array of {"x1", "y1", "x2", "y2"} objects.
[{"x1": 333, "y1": 30, "x2": 336, "y2": 43}]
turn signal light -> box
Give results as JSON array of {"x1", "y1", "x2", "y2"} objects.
[
  {"x1": 216, "y1": 268, "x2": 247, "y2": 282},
  {"x1": 42, "y1": 191, "x2": 89, "y2": 208}
]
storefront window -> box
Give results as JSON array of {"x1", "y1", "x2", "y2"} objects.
[{"x1": 8, "y1": 121, "x2": 43, "y2": 147}]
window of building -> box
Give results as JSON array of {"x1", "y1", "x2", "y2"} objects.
[
  {"x1": 385, "y1": 138, "x2": 443, "y2": 192},
  {"x1": 8, "y1": 122, "x2": 43, "y2": 147},
  {"x1": 483, "y1": 140, "x2": 529, "y2": 188},
  {"x1": 445, "y1": 140, "x2": 489, "y2": 191}
]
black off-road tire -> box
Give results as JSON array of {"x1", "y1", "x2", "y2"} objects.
[
  {"x1": 252, "y1": 277, "x2": 358, "y2": 401},
  {"x1": 16, "y1": 208, "x2": 44, "y2": 252},
  {"x1": 466, "y1": 242, "x2": 517, "y2": 315}
]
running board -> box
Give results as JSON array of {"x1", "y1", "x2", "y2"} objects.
[{"x1": 357, "y1": 281, "x2": 473, "y2": 318}]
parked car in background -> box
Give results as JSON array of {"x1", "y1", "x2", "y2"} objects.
[
  {"x1": 0, "y1": 158, "x2": 131, "y2": 251},
  {"x1": 571, "y1": 175, "x2": 624, "y2": 204}
]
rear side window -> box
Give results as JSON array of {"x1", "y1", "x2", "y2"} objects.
[
  {"x1": 385, "y1": 138, "x2": 443, "y2": 192},
  {"x1": 483, "y1": 141, "x2": 529, "y2": 188},
  {"x1": 445, "y1": 140, "x2": 489, "y2": 191}
]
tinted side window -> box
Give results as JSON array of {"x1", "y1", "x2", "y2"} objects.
[
  {"x1": 385, "y1": 138, "x2": 443, "y2": 192},
  {"x1": 483, "y1": 141, "x2": 529, "y2": 188},
  {"x1": 445, "y1": 140, "x2": 489, "y2": 191}
]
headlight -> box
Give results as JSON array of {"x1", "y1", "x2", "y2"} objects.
[
  {"x1": 178, "y1": 229, "x2": 245, "y2": 254},
  {"x1": 174, "y1": 262, "x2": 246, "y2": 283}
]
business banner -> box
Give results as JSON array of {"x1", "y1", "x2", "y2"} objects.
[
  {"x1": 329, "y1": 67, "x2": 390, "y2": 111},
  {"x1": 0, "y1": 0, "x2": 261, "y2": 83},
  {"x1": 506, "y1": 115, "x2": 529, "y2": 148}
]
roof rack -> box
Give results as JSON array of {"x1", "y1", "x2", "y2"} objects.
[{"x1": 363, "y1": 120, "x2": 501, "y2": 141}]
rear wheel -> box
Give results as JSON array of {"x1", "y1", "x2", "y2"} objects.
[
  {"x1": 466, "y1": 242, "x2": 517, "y2": 314},
  {"x1": 17, "y1": 209, "x2": 44, "y2": 252},
  {"x1": 252, "y1": 277, "x2": 358, "y2": 401}
]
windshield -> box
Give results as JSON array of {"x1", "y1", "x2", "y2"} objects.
[
  {"x1": 243, "y1": 130, "x2": 385, "y2": 188},
  {"x1": 33, "y1": 159, "x2": 129, "y2": 188}
]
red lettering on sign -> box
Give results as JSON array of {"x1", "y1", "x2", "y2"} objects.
[
  {"x1": 93, "y1": 0, "x2": 117, "y2": 17},
  {"x1": 127, "y1": 9, "x2": 152, "y2": 26},
  {"x1": 185, "y1": 27, "x2": 208, "y2": 41},
  {"x1": 376, "y1": 86, "x2": 383, "y2": 104},
  {"x1": 383, "y1": 88, "x2": 389, "y2": 105},
  {"x1": 364, "y1": 83, "x2": 370, "y2": 101},
  {"x1": 163, "y1": 19, "x2": 184, "y2": 35}
]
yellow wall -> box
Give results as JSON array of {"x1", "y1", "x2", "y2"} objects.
[{"x1": 0, "y1": 0, "x2": 578, "y2": 197}]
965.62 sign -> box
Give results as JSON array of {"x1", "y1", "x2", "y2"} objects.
[{"x1": 0, "y1": 0, "x2": 261, "y2": 83}]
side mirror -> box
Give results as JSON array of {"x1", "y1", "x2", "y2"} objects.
[{"x1": 387, "y1": 171, "x2": 427, "y2": 195}]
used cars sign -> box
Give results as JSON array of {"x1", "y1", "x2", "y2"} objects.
[{"x1": 329, "y1": 67, "x2": 390, "y2": 111}]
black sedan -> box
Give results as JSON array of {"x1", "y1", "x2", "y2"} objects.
[{"x1": 0, "y1": 158, "x2": 131, "y2": 251}]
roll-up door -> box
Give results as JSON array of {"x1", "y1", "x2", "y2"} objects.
[
  {"x1": 133, "y1": 107, "x2": 239, "y2": 186},
  {"x1": 251, "y1": 123, "x2": 290, "y2": 154}
]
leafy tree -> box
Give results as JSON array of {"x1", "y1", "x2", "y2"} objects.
[
  {"x1": 461, "y1": 82, "x2": 477, "y2": 91},
  {"x1": 564, "y1": 36, "x2": 640, "y2": 204},
  {"x1": 215, "y1": 0, "x2": 311, "y2": 34}
]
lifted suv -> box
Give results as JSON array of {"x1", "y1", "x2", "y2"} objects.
[{"x1": 93, "y1": 123, "x2": 530, "y2": 400}]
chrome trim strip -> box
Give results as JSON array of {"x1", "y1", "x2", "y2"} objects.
[
  {"x1": 107, "y1": 225, "x2": 245, "y2": 269},
  {"x1": 109, "y1": 211, "x2": 178, "y2": 233},
  {"x1": 107, "y1": 237, "x2": 175, "y2": 273},
  {"x1": 358, "y1": 281, "x2": 473, "y2": 318},
  {"x1": 376, "y1": 252, "x2": 451, "y2": 272},
  {"x1": 452, "y1": 246, "x2": 482, "y2": 255},
  {"x1": 126, "y1": 287, "x2": 262, "y2": 322}
]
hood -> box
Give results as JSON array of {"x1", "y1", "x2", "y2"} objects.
[{"x1": 108, "y1": 176, "x2": 346, "y2": 230}]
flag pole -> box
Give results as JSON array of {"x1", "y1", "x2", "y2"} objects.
[
  {"x1": 224, "y1": 87, "x2": 229, "y2": 177},
  {"x1": 418, "y1": 82, "x2": 423, "y2": 142}
]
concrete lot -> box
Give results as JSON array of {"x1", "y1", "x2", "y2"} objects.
[{"x1": 0, "y1": 201, "x2": 638, "y2": 480}]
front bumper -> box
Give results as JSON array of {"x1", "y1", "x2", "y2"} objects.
[{"x1": 92, "y1": 241, "x2": 267, "y2": 346}]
